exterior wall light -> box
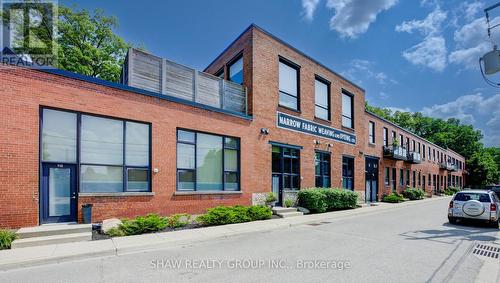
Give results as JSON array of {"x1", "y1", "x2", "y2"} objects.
[
  {"x1": 153, "y1": 168, "x2": 159, "y2": 173},
  {"x1": 260, "y1": 128, "x2": 269, "y2": 135},
  {"x1": 327, "y1": 143, "x2": 333, "y2": 147},
  {"x1": 314, "y1": 140, "x2": 320, "y2": 145}
]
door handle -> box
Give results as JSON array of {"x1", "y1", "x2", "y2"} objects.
[{"x1": 71, "y1": 193, "x2": 77, "y2": 199}]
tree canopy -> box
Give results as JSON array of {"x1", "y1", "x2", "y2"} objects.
[{"x1": 366, "y1": 103, "x2": 499, "y2": 187}]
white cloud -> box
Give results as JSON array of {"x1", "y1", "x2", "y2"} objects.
[
  {"x1": 326, "y1": 0, "x2": 398, "y2": 38},
  {"x1": 302, "y1": 0, "x2": 320, "y2": 21},
  {"x1": 396, "y1": 7, "x2": 448, "y2": 71},
  {"x1": 448, "y1": 16, "x2": 498, "y2": 69},
  {"x1": 386, "y1": 106, "x2": 411, "y2": 113},
  {"x1": 342, "y1": 59, "x2": 397, "y2": 85},
  {"x1": 462, "y1": 1, "x2": 483, "y2": 21},
  {"x1": 379, "y1": 91, "x2": 389, "y2": 99},
  {"x1": 420, "y1": 93, "x2": 500, "y2": 146},
  {"x1": 395, "y1": 8, "x2": 447, "y2": 36},
  {"x1": 401, "y1": 36, "x2": 447, "y2": 72}
]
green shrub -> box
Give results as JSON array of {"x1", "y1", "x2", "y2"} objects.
[
  {"x1": 265, "y1": 192, "x2": 277, "y2": 204},
  {"x1": 120, "y1": 214, "x2": 168, "y2": 236},
  {"x1": 298, "y1": 188, "x2": 358, "y2": 213},
  {"x1": 284, "y1": 199, "x2": 294, "y2": 208},
  {"x1": 402, "y1": 188, "x2": 425, "y2": 200},
  {"x1": 297, "y1": 189, "x2": 328, "y2": 213},
  {"x1": 167, "y1": 213, "x2": 190, "y2": 228},
  {"x1": 247, "y1": 205, "x2": 272, "y2": 220},
  {"x1": 196, "y1": 205, "x2": 272, "y2": 226},
  {"x1": 106, "y1": 227, "x2": 125, "y2": 237},
  {"x1": 382, "y1": 192, "x2": 405, "y2": 203},
  {"x1": 444, "y1": 187, "x2": 460, "y2": 195},
  {"x1": 0, "y1": 229, "x2": 17, "y2": 250}
]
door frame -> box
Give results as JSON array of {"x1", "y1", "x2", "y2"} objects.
[
  {"x1": 365, "y1": 156, "x2": 379, "y2": 202},
  {"x1": 40, "y1": 163, "x2": 77, "y2": 224}
]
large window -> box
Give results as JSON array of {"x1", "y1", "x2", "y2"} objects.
[
  {"x1": 423, "y1": 144, "x2": 426, "y2": 159},
  {"x1": 399, "y1": 169, "x2": 404, "y2": 187},
  {"x1": 391, "y1": 131, "x2": 396, "y2": 144},
  {"x1": 342, "y1": 156, "x2": 354, "y2": 190},
  {"x1": 228, "y1": 55, "x2": 243, "y2": 84},
  {"x1": 406, "y1": 170, "x2": 410, "y2": 187},
  {"x1": 41, "y1": 108, "x2": 151, "y2": 193},
  {"x1": 385, "y1": 167, "x2": 390, "y2": 186},
  {"x1": 279, "y1": 58, "x2": 300, "y2": 110},
  {"x1": 342, "y1": 91, "x2": 354, "y2": 128},
  {"x1": 315, "y1": 77, "x2": 330, "y2": 120},
  {"x1": 315, "y1": 152, "x2": 330, "y2": 188},
  {"x1": 383, "y1": 127, "x2": 388, "y2": 146},
  {"x1": 368, "y1": 121, "x2": 375, "y2": 144},
  {"x1": 272, "y1": 146, "x2": 300, "y2": 190},
  {"x1": 177, "y1": 130, "x2": 239, "y2": 191}
]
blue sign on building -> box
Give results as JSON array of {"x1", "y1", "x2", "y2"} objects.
[{"x1": 276, "y1": 112, "x2": 356, "y2": 145}]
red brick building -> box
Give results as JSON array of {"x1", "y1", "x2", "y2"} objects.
[{"x1": 0, "y1": 25, "x2": 465, "y2": 228}]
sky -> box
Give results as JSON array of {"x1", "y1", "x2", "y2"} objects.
[{"x1": 60, "y1": 0, "x2": 500, "y2": 147}]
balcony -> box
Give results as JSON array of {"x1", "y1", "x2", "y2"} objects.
[
  {"x1": 438, "y1": 162, "x2": 447, "y2": 170},
  {"x1": 383, "y1": 145, "x2": 408, "y2": 161},
  {"x1": 121, "y1": 48, "x2": 248, "y2": 115},
  {"x1": 407, "y1": 151, "x2": 421, "y2": 164}
]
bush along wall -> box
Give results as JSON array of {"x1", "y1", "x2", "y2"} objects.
[
  {"x1": 402, "y1": 188, "x2": 425, "y2": 200},
  {"x1": 382, "y1": 192, "x2": 405, "y2": 203},
  {"x1": 444, "y1": 186, "x2": 461, "y2": 196},
  {"x1": 0, "y1": 229, "x2": 18, "y2": 250},
  {"x1": 297, "y1": 188, "x2": 358, "y2": 213},
  {"x1": 196, "y1": 205, "x2": 272, "y2": 226}
]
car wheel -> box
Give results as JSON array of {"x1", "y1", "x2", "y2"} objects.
[{"x1": 448, "y1": 217, "x2": 457, "y2": 224}]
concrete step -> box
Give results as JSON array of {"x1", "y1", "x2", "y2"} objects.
[
  {"x1": 17, "y1": 224, "x2": 92, "y2": 239},
  {"x1": 272, "y1": 207, "x2": 298, "y2": 214},
  {"x1": 11, "y1": 232, "x2": 92, "y2": 249},
  {"x1": 277, "y1": 211, "x2": 304, "y2": 218}
]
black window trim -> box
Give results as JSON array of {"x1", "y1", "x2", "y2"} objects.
[
  {"x1": 227, "y1": 52, "x2": 244, "y2": 85},
  {"x1": 342, "y1": 155, "x2": 355, "y2": 191},
  {"x1": 341, "y1": 89, "x2": 354, "y2": 129},
  {"x1": 176, "y1": 128, "x2": 241, "y2": 192},
  {"x1": 39, "y1": 106, "x2": 152, "y2": 194},
  {"x1": 315, "y1": 150, "x2": 331, "y2": 188},
  {"x1": 369, "y1": 121, "x2": 375, "y2": 144},
  {"x1": 278, "y1": 56, "x2": 301, "y2": 111},
  {"x1": 314, "y1": 75, "x2": 331, "y2": 121}
]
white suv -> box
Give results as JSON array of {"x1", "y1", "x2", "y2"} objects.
[{"x1": 448, "y1": 190, "x2": 500, "y2": 228}]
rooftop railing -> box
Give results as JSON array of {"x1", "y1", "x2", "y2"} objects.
[{"x1": 121, "y1": 48, "x2": 248, "y2": 115}]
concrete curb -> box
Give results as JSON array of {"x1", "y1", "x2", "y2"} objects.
[{"x1": 0, "y1": 196, "x2": 451, "y2": 271}]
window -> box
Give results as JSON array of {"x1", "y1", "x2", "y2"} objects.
[
  {"x1": 41, "y1": 109, "x2": 151, "y2": 193},
  {"x1": 412, "y1": 140, "x2": 415, "y2": 151},
  {"x1": 405, "y1": 137, "x2": 410, "y2": 149},
  {"x1": 279, "y1": 59, "x2": 300, "y2": 110},
  {"x1": 41, "y1": 109, "x2": 77, "y2": 163},
  {"x1": 342, "y1": 156, "x2": 354, "y2": 190},
  {"x1": 412, "y1": 171, "x2": 416, "y2": 187},
  {"x1": 282, "y1": 147, "x2": 300, "y2": 190},
  {"x1": 315, "y1": 77, "x2": 330, "y2": 120},
  {"x1": 399, "y1": 169, "x2": 404, "y2": 187},
  {"x1": 177, "y1": 130, "x2": 239, "y2": 191},
  {"x1": 368, "y1": 121, "x2": 375, "y2": 144},
  {"x1": 391, "y1": 131, "x2": 396, "y2": 145},
  {"x1": 428, "y1": 173, "x2": 431, "y2": 185},
  {"x1": 428, "y1": 147, "x2": 431, "y2": 161},
  {"x1": 79, "y1": 116, "x2": 150, "y2": 193},
  {"x1": 406, "y1": 170, "x2": 410, "y2": 186},
  {"x1": 228, "y1": 55, "x2": 243, "y2": 84},
  {"x1": 399, "y1": 134, "x2": 403, "y2": 145},
  {"x1": 418, "y1": 172, "x2": 421, "y2": 187},
  {"x1": 341, "y1": 91, "x2": 354, "y2": 128},
  {"x1": 215, "y1": 68, "x2": 224, "y2": 79},
  {"x1": 433, "y1": 149, "x2": 436, "y2": 161},
  {"x1": 422, "y1": 144, "x2": 426, "y2": 159},
  {"x1": 315, "y1": 152, "x2": 330, "y2": 188},
  {"x1": 383, "y1": 127, "x2": 388, "y2": 146},
  {"x1": 385, "y1": 167, "x2": 390, "y2": 186}
]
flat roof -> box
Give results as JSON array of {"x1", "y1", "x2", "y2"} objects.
[{"x1": 204, "y1": 23, "x2": 365, "y2": 92}]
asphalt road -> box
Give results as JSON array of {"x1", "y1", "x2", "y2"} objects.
[{"x1": 1, "y1": 197, "x2": 499, "y2": 283}]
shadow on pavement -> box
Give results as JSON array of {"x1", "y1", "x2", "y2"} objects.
[{"x1": 400, "y1": 222, "x2": 498, "y2": 243}]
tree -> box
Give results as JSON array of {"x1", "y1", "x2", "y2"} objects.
[
  {"x1": 2, "y1": 3, "x2": 130, "y2": 82},
  {"x1": 56, "y1": 6, "x2": 129, "y2": 82},
  {"x1": 365, "y1": 102, "x2": 499, "y2": 187}
]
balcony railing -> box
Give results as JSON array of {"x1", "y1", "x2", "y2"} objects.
[
  {"x1": 121, "y1": 48, "x2": 248, "y2": 115},
  {"x1": 383, "y1": 145, "x2": 408, "y2": 161},
  {"x1": 438, "y1": 162, "x2": 447, "y2": 170},
  {"x1": 407, "y1": 151, "x2": 421, "y2": 164}
]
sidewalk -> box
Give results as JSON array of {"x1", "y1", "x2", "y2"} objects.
[{"x1": 0, "y1": 196, "x2": 450, "y2": 271}]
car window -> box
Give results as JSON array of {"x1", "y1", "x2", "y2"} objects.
[{"x1": 454, "y1": 193, "x2": 491, "y2": 202}]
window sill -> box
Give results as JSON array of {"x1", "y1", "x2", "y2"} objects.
[
  {"x1": 341, "y1": 126, "x2": 355, "y2": 133},
  {"x1": 277, "y1": 105, "x2": 301, "y2": 114},
  {"x1": 313, "y1": 117, "x2": 331, "y2": 125},
  {"x1": 79, "y1": 192, "x2": 155, "y2": 197},
  {"x1": 174, "y1": 191, "x2": 242, "y2": 195},
  {"x1": 368, "y1": 143, "x2": 376, "y2": 147}
]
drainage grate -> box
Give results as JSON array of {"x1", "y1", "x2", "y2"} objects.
[{"x1": 472, "y1": 244, "x2": 500, "y2": 259}]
